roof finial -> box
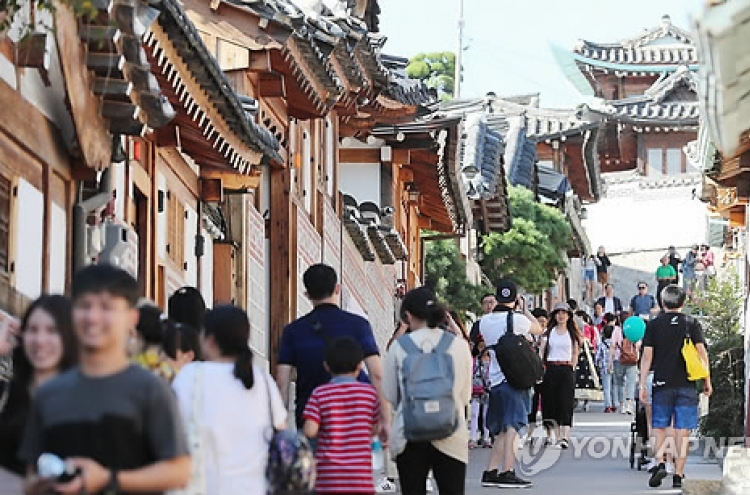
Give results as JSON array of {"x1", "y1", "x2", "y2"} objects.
[{"x1": 661, "y1": 14, "x2": 672, "y2": 26}]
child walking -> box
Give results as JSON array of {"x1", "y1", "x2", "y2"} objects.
[
  {"x1": 304, "y1": 337, "x2": 381, "y2": 494},
  {"x1": 469, "y1": 344, "x2": 491, "y2": 448}
]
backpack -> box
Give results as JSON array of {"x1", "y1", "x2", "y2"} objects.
[
  {"x1": 619, "y1": 337, "x2": 638, "y2": 365},
  {"x1": 492, "y1": 313, "x2": 544, "y2": 390},
  {"x1": 399, "y1": 332, "x2": 459, "y2": 442}
]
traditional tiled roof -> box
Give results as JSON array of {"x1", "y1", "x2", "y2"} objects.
[
  {"x1": 593, "y1": 67, "x2": 700, "y2": 127},
  {"x1": 460, "y1": 114, "x2": 505, "y2": 200},
  {"x1": 82, "y1": 0, "x2": 175, "y2": 136},
  {"x1": 573, "y1": 15, "x2": 698, "y2": 69},
  {"x1": 152, "y1": 0, "x2": 283, "y2": 164}
]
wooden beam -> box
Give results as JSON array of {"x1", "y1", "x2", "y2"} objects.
[
  {"x1": 55, "y1": 5, "x2": 111, "y2": 170},
  {"x1": 418, "y1": 216, "x2": 432, "y2": 229},
  {"x1": 393, "y1": 149, "x2": 411, "y2": 165},
  {"x1": 269, "y1": 166, "x2": 293, "y2": 373},
  {"x1": 258, "y1": 71, "x2": 286, "y2": 98},
  {"x1": 201, "y1": 168, "x2": 260, "y2": 190},
  {"x1": 339, "y1": 147, "x2": 380, "y2": 164}
]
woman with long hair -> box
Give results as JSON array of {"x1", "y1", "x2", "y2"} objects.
[
  {"x1": 539, "y1": 302, "x2": 583, "y2": 449},
  {"x1": 172, "y1": 305, "x2": 286, "y2": 494},
  {"x1": 0, "y1": 296, "x2": 76, "y2": 493},
  {"x1": 382, "y1": 287, "x2": 472, "y2": 495}
]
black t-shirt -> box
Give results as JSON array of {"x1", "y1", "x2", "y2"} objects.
[
  {"x1": 20, "y1": 365, "x2": 189, "y2": 495},
  {"x1": 642, "y1": 312, "x2": 705, "y2": 389}
]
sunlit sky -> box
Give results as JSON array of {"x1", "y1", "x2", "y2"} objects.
[{"x1": 379, "y1": 0, "x2": 704, "y2": 108}]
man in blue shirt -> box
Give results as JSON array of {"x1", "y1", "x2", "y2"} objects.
[
  {"x1": 276, "y1": 264, "x2": 385, "y2": 433},
  {"x1": 629, "y1": 282, "x2": 659, "y2": 320}
]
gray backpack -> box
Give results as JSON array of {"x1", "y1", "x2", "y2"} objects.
[{"x1": 399, "y1": 332, "x2": 458, "y2": 442}]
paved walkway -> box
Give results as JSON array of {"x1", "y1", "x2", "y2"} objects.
[{"x1": 463, "y1": 408, "x2": 722, "y2": 495}]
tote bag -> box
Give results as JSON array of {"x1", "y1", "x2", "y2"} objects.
[{"x1": 682, "y1": 331, "x2": 709, "y2": 381}]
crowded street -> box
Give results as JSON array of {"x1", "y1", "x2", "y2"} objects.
[{"x1": 1, "y1": 0, "x2": 750, "y2": 494}]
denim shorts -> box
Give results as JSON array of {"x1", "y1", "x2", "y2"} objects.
[
  {"x1": 584, "y1": 270, "x2": 596, "y2": 281},
  {"x1": 652, "y1": 386, "x2": 699, "y2": 430},
  {"x1": 486, "y1": 382, "x2": 530, "y2": 434}
]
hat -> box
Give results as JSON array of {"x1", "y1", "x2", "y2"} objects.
[
  {"x1": 495, "y1": 279, "x2": 517, "y2": 304},
  {"x1": 551, "y1": 302, "x2": 573, "y2": 316}
]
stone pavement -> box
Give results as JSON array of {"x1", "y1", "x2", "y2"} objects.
[{"x1": 461, "y1": 408, "x2": 722, "y2": 495}]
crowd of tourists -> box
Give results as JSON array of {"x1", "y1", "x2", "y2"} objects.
[{"x1": 0, "y1": 260, "x2": 712, "y2": 494}]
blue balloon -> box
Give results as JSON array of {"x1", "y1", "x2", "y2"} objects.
[{"x1": 623, "y1": 316, "x2": 646, "y2": 342}]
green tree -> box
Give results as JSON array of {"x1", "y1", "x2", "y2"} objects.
[
  {"x1": 406, "y1": 52, "x2": 456, "y2": 100},
  {"x1": 480, "y1": 185, "x2": 572, "y2": 294},
  {"x1": 423, "y1": 237, "x2": 490, "y2": 317},
  {"x1": 688, "y1": 273, "x2": 745, "y2": 442}
]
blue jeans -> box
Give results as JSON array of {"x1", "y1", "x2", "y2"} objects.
[
  {"x1": 601, "y1": 370, "x2": 614, "y2": 408},
  {"x1": 613, "y1": 361, "x2": 638, "y2": 404}
]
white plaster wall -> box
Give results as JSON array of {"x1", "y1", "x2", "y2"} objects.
[
  {"x1": 339, "y1": 162, "x2": 381, "y2": 205},
  {"x1": 113, "y1": 162, "x2": 127, "y2": 221},
  {"x1": 156, "y1": 174, "x2": 167, "y2": 259},
  {"x1": 584, "y1": 177, "x2": 708, "y2": 255},
  {"x1": 184, "y1": 205, "x2": 198, "y2": 287},
  {"x1": 199, "y1": 228, "x2": 213, "y2": 308},
  {"x1": 15, "y1": 179, "x2": 43, "y2": 299},
  {"x1": 582, "y1": 174, "x2": 710, "y2": 299},
  {"x1": 48, "y1": 203, "x2": 67, "y2": 294}
]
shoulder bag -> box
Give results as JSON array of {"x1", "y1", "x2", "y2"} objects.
[{"x1": 263, "y1": 371, "x2": 315, "y2": 494}]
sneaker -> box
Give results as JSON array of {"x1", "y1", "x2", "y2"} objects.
[
  {"x1": 469, "y1": 441, "x2": 478, "y2": 449},
  {"x1": 557, "y1": 439, "x2": 569, "y2": 450},
  {"x1": 496, "y1": 470, "x2": 533, "y2": 489},
  {"x1": 481, "y1": 470, "x2": 503, "y2": 488},
  {"x1": 483, "y1": 440, "x2": 493, "y2": 449},
  {"x1": 673, "y1": 475, "x2": 684, "y2": 489},
  {"x1": 649, "y1": 463, "x2": 668, "y2": 488},
  {"x1": 645, "y1": 459, "x2": 658, "y2": 473},
  {"x1": 604, "y1": 407, "x2": 611, "y2": 413},
  {"x1": 426, "y1": 478, "x2": 434, "y2": 492},
  {"x1": 611, "y1": 407, "x2": 617, "y2": 413},
  {"x1": 666, "y1": 462, "x2": 676, "y2": 475},
  {"x1": 376, "y1": 477, "x2": 397, "y2": 493},
  {"x1": 544, "y1": 438, "x2": 554, "y2": 447}
]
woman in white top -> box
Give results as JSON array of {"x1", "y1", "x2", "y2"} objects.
[
  {"x1": 539, "y1": 302, "x2": 582, "y2": 449},
  {"x1": 172, "y1": 305, "x2": 287, "y2": 495},
  {"x1": 383, "y1": 287, "x2": 472, "y2": 495}
]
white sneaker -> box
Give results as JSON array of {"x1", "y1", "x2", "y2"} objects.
[
  {"x1": 666, "y1": 463, "x2": 675, "y2": 475},
  {"x1": 517, "y1": 435, "x2": 527, "y2": 450},
  {"x1": 376, "y1": 477, "x2": 397, "y2": 493},
  {"x1": 426, "y1": 478, "x2": 435, "y2": 492}
]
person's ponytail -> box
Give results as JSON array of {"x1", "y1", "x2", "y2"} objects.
[
  {"x1": 425, "y1": 302, "x2": 448, "y2": 329},
  {"x1": 234, "y1": 347, "x2": 255, "y2": 389}
]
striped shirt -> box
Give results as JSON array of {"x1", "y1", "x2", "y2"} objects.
[{"x1": 303, "y1": 380, "x2": 380, "y2": 494}]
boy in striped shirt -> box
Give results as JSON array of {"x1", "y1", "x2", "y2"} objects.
[{"x1": 303, "y1": 337, "x2": 381, "y2": 494}]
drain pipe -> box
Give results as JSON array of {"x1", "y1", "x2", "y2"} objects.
[{"x1": 73, "y1": 168, "x2": 113, "y2": 272}]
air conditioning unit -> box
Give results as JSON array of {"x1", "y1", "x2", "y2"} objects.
[{"x1": 98, "y1": 222, "x2": 138, "y2": 279}]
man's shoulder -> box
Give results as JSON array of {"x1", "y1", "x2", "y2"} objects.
[{"x1": 36, "y1": 367, "x2": 79, "y2": 398}]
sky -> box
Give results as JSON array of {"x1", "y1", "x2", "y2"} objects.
[{"x1": 378, "y1": 0, "x2": 704, "y2": 108}]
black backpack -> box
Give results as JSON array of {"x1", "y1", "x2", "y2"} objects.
[{"x1": 492, "y1": 313, "x2": 544, "y2": 390}]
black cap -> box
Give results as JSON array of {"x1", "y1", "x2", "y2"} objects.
[{"x1": 496, "y1": 279, "x2": 517, "y2": 304}]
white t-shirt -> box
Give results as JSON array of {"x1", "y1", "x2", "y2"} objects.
[
  {"x1": 479, "y1": 312, "x2": 532, "y2": 387},
  {"x1": 604, "y1": 297, "x2": 616, "y2": 314},
  {"x1": 546, "y1": 330, "x2": 573, "y2": 362},
  {"x1": 172, "y1": 362, "x2": 287, "y2": 495}
]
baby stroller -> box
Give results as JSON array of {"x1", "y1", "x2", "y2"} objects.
[{"x1": 629, "y1": 398, "x2": 649, "y2": 470}]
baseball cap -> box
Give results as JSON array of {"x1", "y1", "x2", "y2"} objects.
[{"x1": 496, "y1": 279, "x2": 518, "y2": 304}]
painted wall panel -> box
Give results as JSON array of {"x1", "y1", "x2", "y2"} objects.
[
  {"x1": 15, "y1": 179, "x2": 43, "y2": 299},
  {"x1": 49, "y1": 203, "x2": 67, "y2": 294},
  {"x1": 200, "y1": 228, "x2": 213, "y2": 308},
  {"x1": 184, "y1": 205, "x2": 198, "y2": 287}
]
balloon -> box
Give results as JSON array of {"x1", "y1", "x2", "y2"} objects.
[{"x1": 623, "y1": 316, "x2": 646, "y2": 342}]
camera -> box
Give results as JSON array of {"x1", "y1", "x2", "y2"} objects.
[{"x1": 37, "y1": 453, "x2": 81, "y2": 483}]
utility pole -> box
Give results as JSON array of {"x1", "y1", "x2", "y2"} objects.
[{"x1": 454, "y1": 0, "x2": 464, "y2": 99}]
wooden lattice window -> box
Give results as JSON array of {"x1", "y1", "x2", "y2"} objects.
[
  {"x1": 0, "y1": 176, "x2": 11, "y2": 275},
  {"x1": 166, "y1": 192, "x2": 185, "y2": 269}
]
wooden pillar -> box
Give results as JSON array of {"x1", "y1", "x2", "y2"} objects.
[{"x1": 269, "y1": 165, "x2": 294, "y2": 373}]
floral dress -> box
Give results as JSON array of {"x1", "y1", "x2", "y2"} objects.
[{"x1": 133, "y1": 347, "x2": 175, "y2": 382}]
